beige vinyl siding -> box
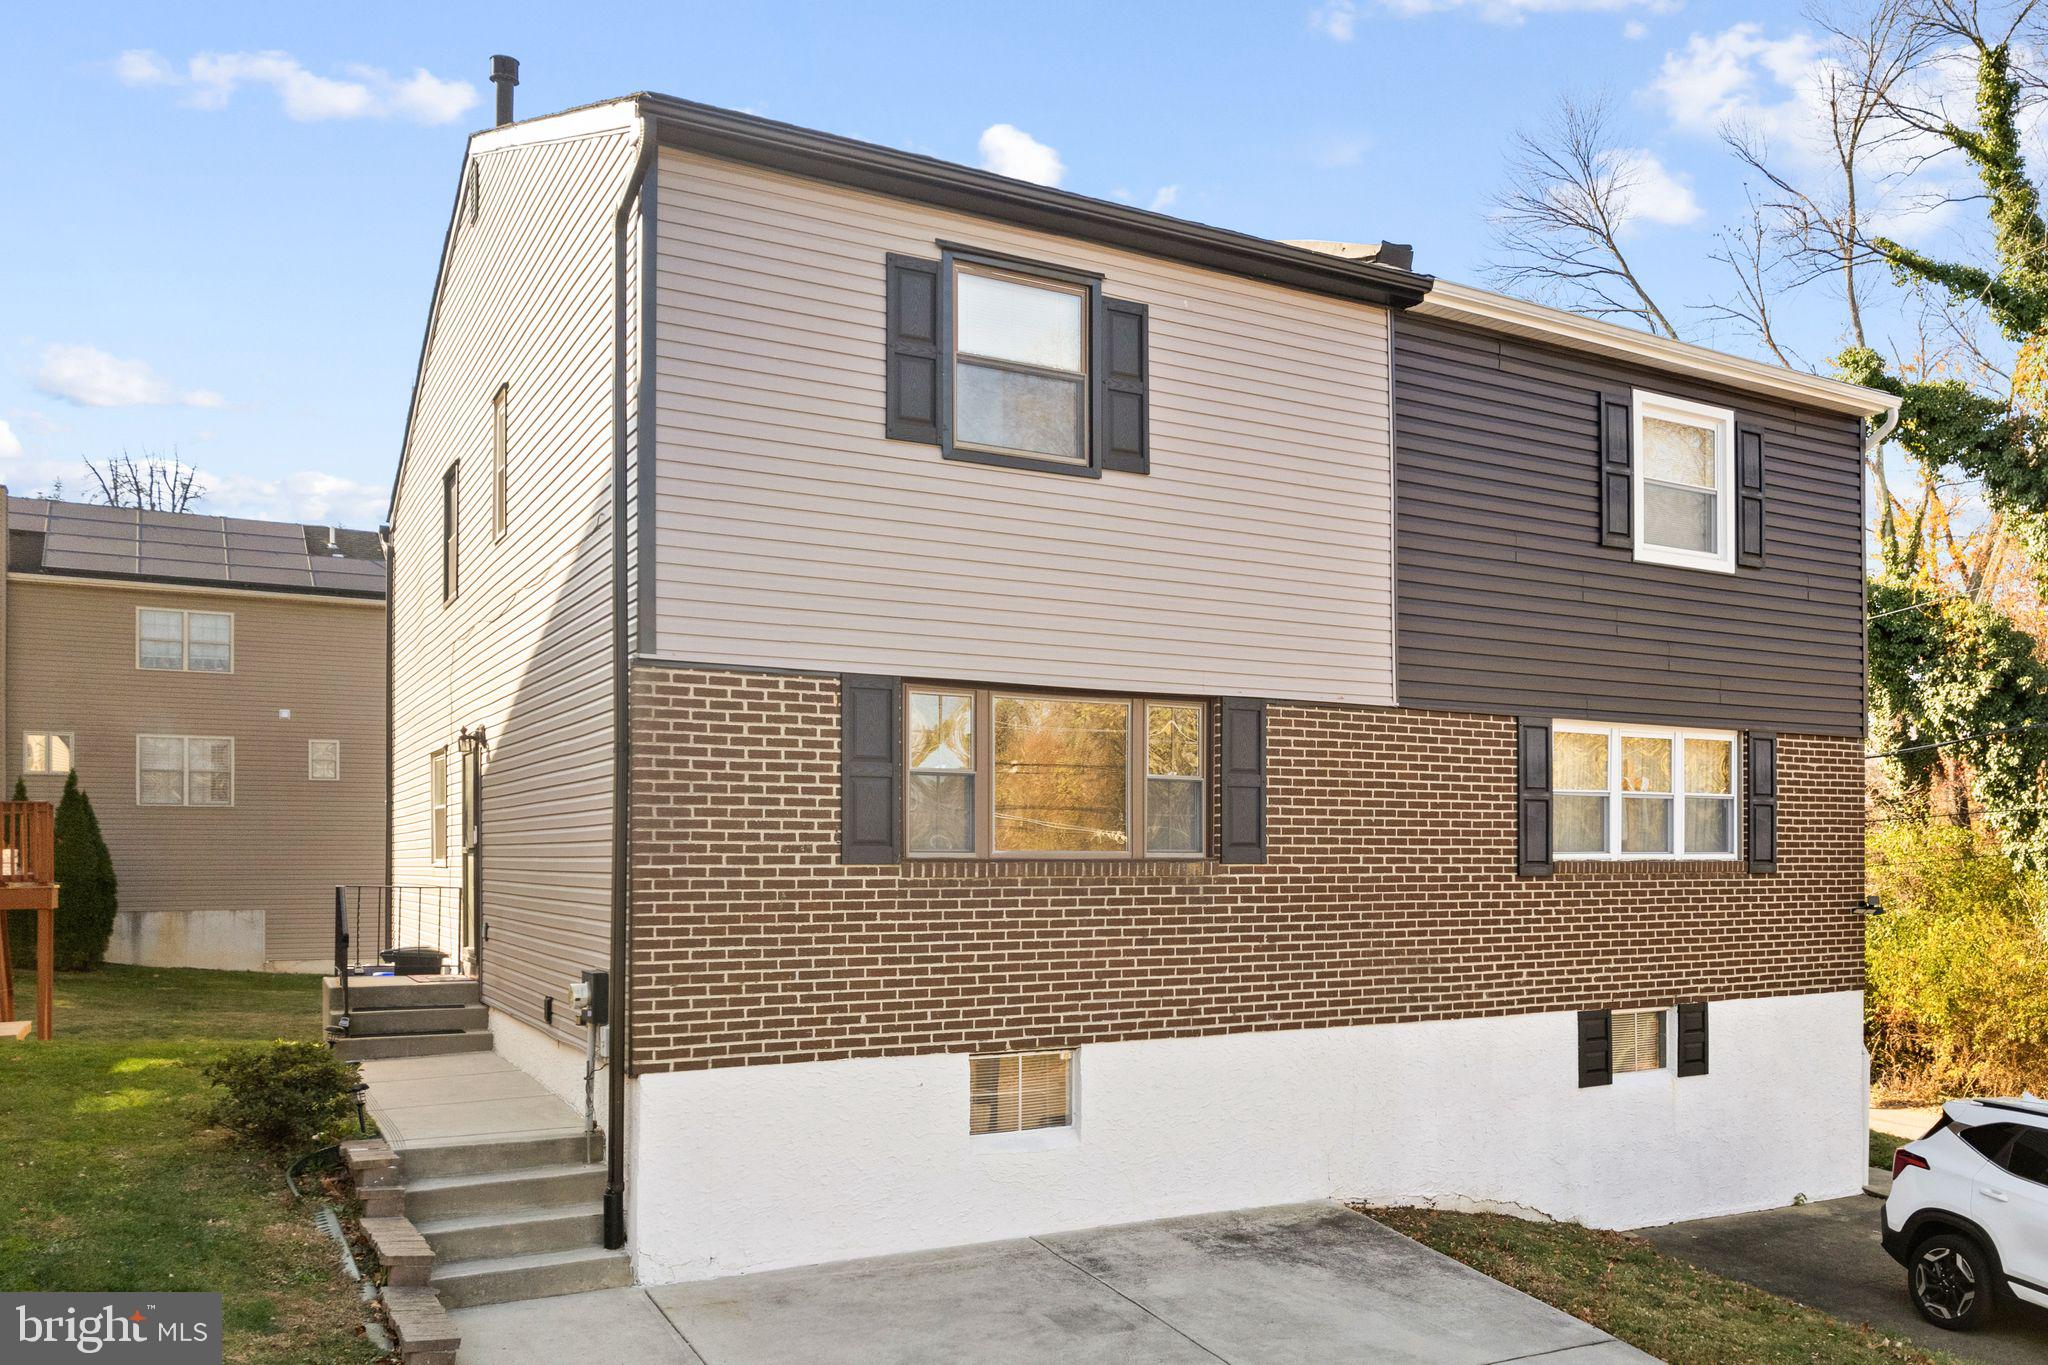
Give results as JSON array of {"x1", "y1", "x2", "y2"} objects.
[
  {"x1": 5, "y1": 579, "x2": 383, "y2": 964},
  {"x1": 389, "y1": 111, "x2": 641, "y2": 1041},
  {"x1": 648, "y1": 149, "x2": 1398, "y2": 705}
]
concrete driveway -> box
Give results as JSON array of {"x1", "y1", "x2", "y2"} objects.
[
  {"x1": 1640, "y1": 1194, "x2": 2048, "y2": 1365},
  {"x1": 454, "y1": 1203, "x2": 1651, "y2": 1364}
]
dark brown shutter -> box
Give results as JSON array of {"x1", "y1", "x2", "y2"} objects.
[
  {"x1": 885, "y1": 255, "x2": 942, "y2": 445},
  {"x1": 1098, "y1": 297, "x2": 1149, "y2": 474},
  {"x1": 1517, "y1": 717, "x2": 1554, "y2": 878},
  {"x1": 1578, "y1": 1010, "x2": 1613, "y2": 1088},
  {"x1": 841, "y1": 675, "x2": 902, "y2": 864},
  {"x1": 1676, "y1": 1001, "x2": 1710, "y2": 1077},
  {"x1": 1598, "y1": 391, "x2": 1632, "y2": 548},
  {"x1": 1736, "y1": 423, "x2": 1766, "y2": 568},
  {"x1": 1746, "y1": 731, "x2": 1778, "y2": 873},
  {"x1": 1219, "y1": 697, "x2": 1267, "y2": 864}
]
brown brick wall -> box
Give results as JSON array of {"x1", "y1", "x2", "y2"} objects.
[{"x1": 629, "y1": 665, "x2": 1864, "y2": 1074}]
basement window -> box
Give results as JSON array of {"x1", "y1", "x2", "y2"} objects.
[
  {"x1": 1612, "y1": 1009, "x2": 1669, "y2": 1075},
  {"x1": 970, "y1": 1050, "x2": 1073, "y2": 1137}
]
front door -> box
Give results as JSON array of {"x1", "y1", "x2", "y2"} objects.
[{"x1": 461, "y1": 739, "x2": 483, "y2": 977}]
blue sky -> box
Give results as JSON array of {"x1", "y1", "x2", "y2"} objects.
[{"x1": 0, "y1": 1, "x2": 1980, "y2": 528}]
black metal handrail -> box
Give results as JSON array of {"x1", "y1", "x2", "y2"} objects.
[{"x1": 330, "y1": 884, "x2": 465, "y2": 1025}]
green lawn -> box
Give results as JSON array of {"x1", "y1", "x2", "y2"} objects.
[
  {"x1": 1872, "y1": 1127, "x2": 1910, "y2": 1172},
  {"x1": 0, "y1": 966, "x2": 383, "y2": 1365},
  {"x1": 1369, "y1": 1207, "x2": 1957, "y2": 1365}
]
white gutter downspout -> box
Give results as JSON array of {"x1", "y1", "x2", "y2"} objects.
[{"x1": 1865, "y1": 401, "x2": 1902, "y2": 458}]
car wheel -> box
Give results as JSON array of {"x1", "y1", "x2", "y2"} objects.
[{"x1": 1910, "y1": 1233, "x2": 1997, "y2": 1331}]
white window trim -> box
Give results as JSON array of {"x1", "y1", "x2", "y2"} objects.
[
  {"x1": 430, "y1": 748, "x2": 450, "y2": 865},
  {"x1": 308, "y1": 739, "x2": 342, "y2": 781},
  {"x1": 1631, "y1": 390, "x2": 1736, "y2": 575},
  {"x1": 1612, "y1": 1006, "x2": 1676, "y2": 1083},
  {"x1": 135, "y1": 734, "x2": 235, "y2": 808},
  {"x1": 135, "y1": 607, "x2": 236, "y2": 674},
  {"x1": 22, "y1": 732, "x2": 74, "y2": 776},
  {"x1": 967, "y1": 1048, "x2": 1079, "y2": 1148},
  {"x1": 1553, "y1": 721, "x2": 1740, "y2": 861}
]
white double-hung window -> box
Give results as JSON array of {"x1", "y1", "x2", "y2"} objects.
[
  {"x1": 1633, "y1": 391, "x2": 1735, "y2": 573},
  {"x1": 1553, "y1": 723, "x2": 1738, "y2": 860},
  {"x1": 138, "y1": 735, "x2": 234, "y2": 807},
  {"x1": 138, "y1": 608, "x2": 233, "y2": 672}
]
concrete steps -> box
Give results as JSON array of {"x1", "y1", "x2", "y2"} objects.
[
  {"x1": 431, "y1": 1245, "x2": 634, "y2": 1309},
  {"x1": 415, "y1": 1204, "x2": 607, "y2": 1261},
  {"x1": 333, "y1": 1030, "x2": 493, "y2": 1062},
  {"x1": 403, "y1": 1162, "x2": 607, "y2": 1223},
  {"x1": 327, "y1": 976, "x2": 488, "y2": 1062},
  {"x1": 335, "y1": 1004, "x2": 488, "y2": 1037},
  {"x1": 399, "y1": 1131, "x2": 601, "y2": 1181}
]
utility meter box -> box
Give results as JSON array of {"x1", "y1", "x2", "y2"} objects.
[{"x1": 572, "y1": 968, "x2": 608, "y2": 1026}]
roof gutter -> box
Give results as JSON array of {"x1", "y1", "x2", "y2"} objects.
[
  {"x1": 640, "y1": 96, "x2": 1432, "y2": 310},
  {"x1": 603, "y1": 120, "x2": 657, "y2": 1254}
]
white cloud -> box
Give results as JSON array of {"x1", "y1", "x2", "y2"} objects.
[
  {"x1": 33, "y1": 344, "x2": 226, "y2": 410},
  {"x1": 1649, "y1": 23, "x2": 1821, "y2": 136},
  {"x1": 1310, "y1": 0, "x2": 1359, "y2": 41},
  {"x1": 977, "y1": 124, "x2": 1065, "y2": 186},
  {"x1": 1611, "y1": 148, "x2": 1703, "y2": 227},
  {"x1": 1149, "y1": 185, "x2": 1182, "y2": 212},
  {"x1": 1310, "y1": 134, "x2": 1373, "y2": 168},
  {"x1": 0, "y1": 420, "x2": 19, "y2": 459},
  {"x1": 114, "y1": 49, "x2": 478, "y2": 125},
  {"x1": 1624, "y1": 19, "x2": 1648, "y2": 39},
  {"x1": 203, "y1": 468, "x2": 388, "y2": 528},
  {"x1": 1377, "y1": 0, "x2": 1678, "y2": 23}
]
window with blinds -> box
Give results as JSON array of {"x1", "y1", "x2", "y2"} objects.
[
  {"x1": 1612, "y1": 1009, "x2": 1668, "y2": 1075},
  {"x1": 969, "y1": 1050, "x2": 1072, "y2": 1136}
]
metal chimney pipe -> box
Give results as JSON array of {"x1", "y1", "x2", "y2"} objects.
[{"x1": 490, "y1": 55, "x2": 519, "y2": 126}]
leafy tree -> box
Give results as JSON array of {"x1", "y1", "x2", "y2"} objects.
[{"x1": 13, "y1": 771, "x2": 120, "y2": 972}]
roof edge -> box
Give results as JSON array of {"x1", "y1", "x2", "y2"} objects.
[
  {"x1": 643, "y1": 95, "x2": 1433, "y2": 310},
  {"x1": 1412, "y1": 281, "x2": 1899, "y2": 420}
]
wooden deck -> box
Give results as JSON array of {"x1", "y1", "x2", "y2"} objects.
[{"x1": 0, "y1": 801, "x2": 63, "y2": 1039}]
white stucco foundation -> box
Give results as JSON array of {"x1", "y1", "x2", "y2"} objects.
[
  {"x1": 627, "y1": 990, "x2": 1866, "y2": 1284},
  {"x1": 488, "y1": 1005, "x2": 612, "y2": 1120},
  {"x1": 104, "y1": 909, "x2": 264, "y2": 971}
]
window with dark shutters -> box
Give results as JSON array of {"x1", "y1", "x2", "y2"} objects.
[
  {"x1": 1578, "y1": 1010, "x2": 1613, "y2": 1087},
  {"x1": 1746, "y1": 731, "x2": 1777, "y2": 873},
  {"x1": 1098, "y1": 297, "x2": 1150, "y2": 474},
  {"x1": 1676, "y1": 1001, "x2": 1709, "y2": 1077},
  {"x1": 1219, "y1": 697, "x2": 1267, "y2": 864},
  {"x1": 841, "y1": 675, "x2": 903, "y2": 864},
  {"x1": 1598, "y1": 392, "x2": 1633, "y2": 549},
  {"x1": 1736, "y1": 424, "x2": 1765, "y2": 568},
  {"x1": 884, "y1": 255, "x2": 942, "y2": 445},
  {"x1": 1517, "y1": 717, "x2": 1554, "y2": 877}
]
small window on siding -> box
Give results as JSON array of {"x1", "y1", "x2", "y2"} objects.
[
  {"x1": 1632, "y1": 392, "x2": 1735, "y2": 574},
  {"x1": 22, "y1": 733, "x2": 73, "y2": 775},
  {"x1": 1612, "y1": 1009, "x2": 1668, "y2": 1075},
  {"x1": 491, "y1": 384, "x2": 510, "y2": 539},
  {"x1": 430, "y1": 748, "x2": 450, "y2": 864},
  {"x1": 953, "y1": 265, "x2": 1090, "y2": 468},
  {"x1": 441, "y1": 462, "x2": 461, "y2": 604},
  {"x1": 970, "y1": 1050, "x2": 1072, "y2": 1136},
  {"x1": 137, "y1": 735, "x2": 233, "y2": 807},
  {"x1": 309, "y1": 740, "x2": 341, "y2": 781}
]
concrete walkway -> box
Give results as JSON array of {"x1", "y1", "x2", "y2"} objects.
[
  {"x1": 453, "y1": 1203, "x2": 1652, "y2": 1364},
  {"x1": 1641, "y1": 1194, "x2": 2048, "y2": 1365},
  {"x1": 359, "y1": 1051, "x2": 593, "y2": 1154},
  {"x1": 1870, "y1": 1106, "x2": 1941, "y2": 1143}
]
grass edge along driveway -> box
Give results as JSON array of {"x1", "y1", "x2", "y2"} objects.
[{"x1": 0, "y1": 965, "x2": 384, "y2": 1365}]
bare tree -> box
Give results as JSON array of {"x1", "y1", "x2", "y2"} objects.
[
  {"x1": 1488, "y1": 92, "x2": 1680, "y2": 337},
  {"x1": 85, "y1": 451, "x2": 206, "y2": 513},
  {"x1": 1696, "y1": 192, "x2": 1802, "y2": 367}
]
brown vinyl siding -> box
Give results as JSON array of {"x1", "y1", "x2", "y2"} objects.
[
  {"x1": 1392, "y1": 314, "x2": 1866, "y2": 736},
  {"x1": 5, "y1": 578, "x2": 384, "y2": 964}
]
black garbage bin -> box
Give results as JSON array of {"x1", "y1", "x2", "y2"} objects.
[{"x1": 381, "y1": 946, "x2": 447, "y2": 976}]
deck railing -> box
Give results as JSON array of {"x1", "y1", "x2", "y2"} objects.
[
  {"x1": 0, "y1": 801, "x2": 55, "y2": 885},
  {"x1": 330, "y1": 884, "x2": 465, "y2": 1023}
]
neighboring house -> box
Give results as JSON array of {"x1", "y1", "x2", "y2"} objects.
[
  {"x1": 387, "y1": 89, "x2": 1898, "y2": 1285},
  {"x1": 5, "y1": 494, "x2": 386, "y2": 972}
]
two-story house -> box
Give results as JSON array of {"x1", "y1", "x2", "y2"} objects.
[
  {"x1": 382, "y1": 86, "x2": 1896, "y2": 1288},
  {"x1": 4, "y1": 493, "x2": 386, "y2": 971}
]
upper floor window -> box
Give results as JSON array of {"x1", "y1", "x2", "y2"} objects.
[
  {"x1": 1633, "y1": 392, "x2": 1735, "y2": 573},
  {"x1": 491, "y1": 384, "x2": 510, "y2": 539},
  {"x1": 953, "y1": 264, "x2": 1090, "y2": 469},
  {"x1": 138, "y1": 735, "x2": 233, "y2": 807},
  {"x1": 138, "y1": 608, "x2": 233, "y2": 673},
  {"x1": 23, "y1": 732, "x2": 73, "y2": 775},
  {"x1": 441, "y1": 462, "x2": 461, "y2": 603},
  {"x1": 1553, "y1": 723, "x2": 1737, "y2": 860},
  {"x1": 308, "y1": 740, "x2": 341, "y2": 781},
  {"x1": 906, "y1": 687, "x2": 1204, "y2": 859}
]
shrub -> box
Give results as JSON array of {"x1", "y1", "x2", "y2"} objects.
[
  {"x1": 1867, "y1": 822, "x2": 2048, "y2": 1100},
  {"x1": 8, "y1": 771, "x2": 119, "y2": 971},
  {"x1": 201, "y1": 1041, "x2": 363, "y2": 1154}
]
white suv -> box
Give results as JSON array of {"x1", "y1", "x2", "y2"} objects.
[{"x1": 1883, "y1": 1096, "x2": 2048, "y2": 1329}]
